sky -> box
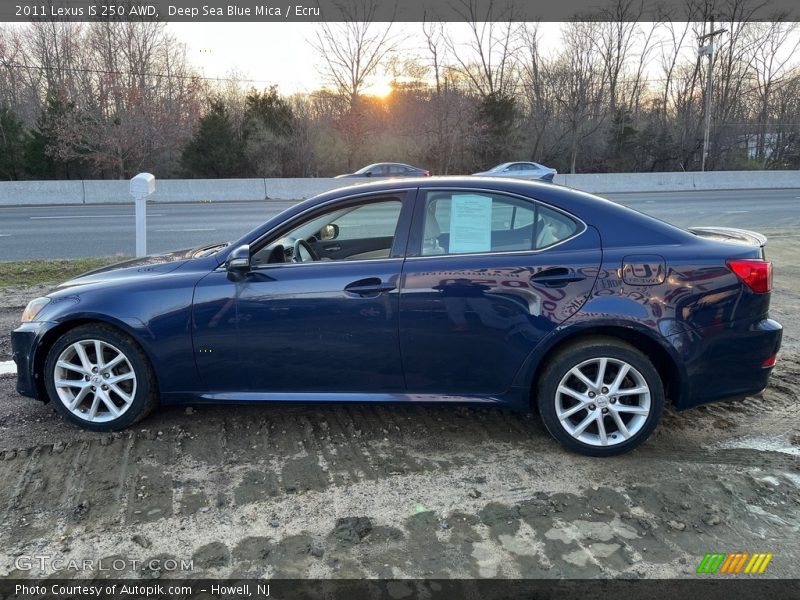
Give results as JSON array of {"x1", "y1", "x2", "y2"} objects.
[{"x1": 166, "y1": 22, "x2": 565, "y2": 95}]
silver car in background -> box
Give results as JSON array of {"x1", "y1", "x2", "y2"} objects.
[{"x1": 473, "y1": 161, "x2": 557, "y2": 182}]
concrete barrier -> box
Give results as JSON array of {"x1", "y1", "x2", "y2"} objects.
[
  {"x1": 1, "y1": 178, "x2": 355, "y2": 205},
  {"x1": 2, "y1": 171, "x2": 800, "y2": 206},
  {"x1": 0, "y1": 180, "x2": 84, "y2": 206},
  {"x1": 556, "y1": 170, "x2": 800, "y2": 193},
  {"x1": 84, "y1": 178, "x2": 267, "y2": 204}
]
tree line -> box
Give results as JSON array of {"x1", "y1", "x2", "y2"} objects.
[{"x1": 2, "y1": 0, "x2": 800, "y2": 181}]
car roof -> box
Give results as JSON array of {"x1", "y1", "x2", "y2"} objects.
[{"x1": 363, "y1": 162, "x2": 413, "y2": 168}]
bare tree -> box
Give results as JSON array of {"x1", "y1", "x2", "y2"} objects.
[
  {"x1": 312, "y1": 0, "x2": 396, "y2": 109},
  {"x1": 517, "y1": 23, "x2": 561, "y2": 163},
  {"x1": 420, "y1": 17, "x2": 472, "y2": 173},
  {"x1": 445, "y1": 0, "x2": 518, "y2": 99},
  {"x1": 45, "y1": 21, "x2": 203, "y2": 177},
  {"x1": 310, "y1": 0, "x2": 396, "y2": 168},
  {"x1": 746, "y1": 20, "x2": 800, "y2": 165},
  {"x1": 551, "y1": 22, "x2": 609, "y2": 173},
  {"x1": 593, "y1": 0, "x2": 644, "y2": 115}
]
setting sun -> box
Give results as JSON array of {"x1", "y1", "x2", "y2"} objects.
[{"x1": 364, "y1": 76, "x2": 394, "y2": 98}]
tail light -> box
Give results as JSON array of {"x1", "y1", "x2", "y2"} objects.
[
  {"x1": 726, "y1": 259, "x2": 772, "y2": 293},
  {"x1": 423, "y1": 170, "x2": 431, "y2": 176},
  {"x1": 762, "y1": 354, "x2": 778, "y2": 368}
]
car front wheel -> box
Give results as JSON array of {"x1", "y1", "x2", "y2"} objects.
[
  {"x1": 537, "y1": 338, "x2": 664, "y2": 456},
  {"x1": 44, "y1": 324, "x2": 158, "y2": 431}
]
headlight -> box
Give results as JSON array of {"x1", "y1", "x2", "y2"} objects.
[{"x1": 21, "y1": 297, "x2": 51, "y2": 323}]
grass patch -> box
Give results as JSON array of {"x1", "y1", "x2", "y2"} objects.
[{"x1": 0, "y1": 257, "x2": 128, "y2": 287}]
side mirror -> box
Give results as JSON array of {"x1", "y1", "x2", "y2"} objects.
[
  {"x1": 319, "y1": 224, "x2": 339, "y2": 241},
  {"x1": 225, "y1": 244, "x2": 251, "y2": 271},
  {"x1": 364, "y1": 171, "x2": 372, "y2": 177}
]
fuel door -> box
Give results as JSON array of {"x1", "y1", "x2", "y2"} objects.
[{"x1": 622, "y1": 254, "x2": 666, "y2": 286}]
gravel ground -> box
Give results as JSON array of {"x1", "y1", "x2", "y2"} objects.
[{"x1": 0, "y1": 238, "x2": 797, "y2": 580}]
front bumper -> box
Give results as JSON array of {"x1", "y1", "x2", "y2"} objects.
[
  {"x1": 669, "y1": 317, "x2": 782, "y2": 410},
  {"x1": 11, "y1": 322, "x2": 52, "y2": 401}
]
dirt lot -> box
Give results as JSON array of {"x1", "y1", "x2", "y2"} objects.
[{"x1": 0, "y1": 236, "x2": 798, "y2": 580}]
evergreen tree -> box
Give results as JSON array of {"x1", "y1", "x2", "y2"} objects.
[
  {"x1": 242, "y1": 87, "x2": 296, "y2": 176},
  {"x1": 605, "y1": 109, "x2": 638, "y2": 171},
  {"x1": 23, "y1": 97, "x2": 86, "y2": 180},
  {"x1": 244, "y1": 86, "x2": 294, "y2": 136},
  {"x1": 180, "y1": 99, "x2": 244, "y2": 178},
  {"x1": 0, "y1": 107, "x2": 28, "y2": 180},
  {"x1": 474, "y1": 92, "x2": 517, "y2": 169}
]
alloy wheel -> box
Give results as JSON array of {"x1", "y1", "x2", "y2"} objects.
[
  {"x1": 554, "y1": 357, "x2": 651, "y2": 447},
  {"x1": 53, "y1": 339, "x2": 137, "y2": 423}
]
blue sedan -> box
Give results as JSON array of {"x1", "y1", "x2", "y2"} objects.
[{"x1": 11, "y1": 177, "x2": 782, "y2": 456}]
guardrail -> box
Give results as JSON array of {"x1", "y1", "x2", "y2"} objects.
[{"x1": 1, "y1": 171, "x2": 799, "y2": 206}]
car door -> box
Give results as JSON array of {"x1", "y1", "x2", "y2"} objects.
[
  {"x1": 516, "y1": 163, "x2": 538, "y2": 178},
  {"x1": 398, "y1": 188, "x2": 602, "y2": 395},
  {"x1": 368, "y1": 164, "x2": 388, "y2": 177},
  {"x1": 192, "y1": 191, "x2": 414, "y2": 394}
]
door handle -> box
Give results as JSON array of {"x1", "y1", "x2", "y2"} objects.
[
  {"x1": 324, "y1": 245, "x2": 341, "y2": 252},
  {"x1": 530, "y1": 268, "x2": 586, "y2": 288},
  {"x1": 344, "y1": 278, "x2": 396, "y2": 296}
]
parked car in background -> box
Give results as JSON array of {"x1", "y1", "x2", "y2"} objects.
[
  {"x1": 335, "y1": 163, "x2": 430, "y2": 178},
  {"x1": 474, "y1": 162, "x2": 557, "y2": 182},
  {"x1": 12, "y1": 177, "x2": 781, "y2": 456}
]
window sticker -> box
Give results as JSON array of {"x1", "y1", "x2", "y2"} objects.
[{"x1": 449, "y1": 194, "x2": 492, "y2": 253}]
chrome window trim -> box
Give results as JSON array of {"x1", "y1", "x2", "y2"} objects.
[
  {"x1": 215, "y1": 256, "x2": 406, "y2": 272},
  {"x1": 250, "y1": 257, "x2": 405, "y2": 270}
]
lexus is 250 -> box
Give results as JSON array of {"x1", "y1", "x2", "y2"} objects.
[{"x1": 12, "y1": 177, "x2": 781, "y2": 456}]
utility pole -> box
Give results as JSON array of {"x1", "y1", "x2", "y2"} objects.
[{"x1": 698, "y1": 18, "x2": 727, "y2": 172}]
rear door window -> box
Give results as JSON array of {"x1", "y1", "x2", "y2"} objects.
[{"x1": 420, "y1": 191, "x2": 580, "y2": 255}]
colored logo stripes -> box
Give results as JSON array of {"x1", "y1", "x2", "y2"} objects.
[{"x1": 696, "y1": 552, "x2": 773, "y2": 574}]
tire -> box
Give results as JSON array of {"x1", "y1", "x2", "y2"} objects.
[
  {"x1": 537, "y1": 337, "x2": 664, "y2": 457},
  {"x1": 44, "y1": 324, "x2": 159, "y2": 431}
]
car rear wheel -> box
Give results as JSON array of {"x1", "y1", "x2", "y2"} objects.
[
  {"x1": 44, "y1": 324, "x2": 158, "y2": 431},
  {"x1": 537, "y1": 338, "x2": 664, "y2": 456}
]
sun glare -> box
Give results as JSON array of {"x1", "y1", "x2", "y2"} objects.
[{"x1": 365, "y1": 77, "x2": 394, "y2": 98}]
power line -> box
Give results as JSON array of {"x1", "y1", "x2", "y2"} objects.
[
  {"x1": 0, "y1": 61, "x2": 282, "y2": 86},
  {"x1": 7, "y1": 60, "x2": 797, "y2": 89}
]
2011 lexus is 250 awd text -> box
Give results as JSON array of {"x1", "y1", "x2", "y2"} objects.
[{"x1": 11, "y1": 177, "x2": 782, "y2": 456}]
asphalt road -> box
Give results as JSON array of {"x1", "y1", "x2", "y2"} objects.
[{"x1": 1, "y1": 188, "x2": 799, "y2": 260}]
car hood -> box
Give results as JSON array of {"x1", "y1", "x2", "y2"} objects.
[{"x1": 55, "y1": 246, "x2": 214, "y2": 289}]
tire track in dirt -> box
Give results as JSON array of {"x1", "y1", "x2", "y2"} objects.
[{"x1": 0, "y1": 348, "x2": 796, "y2": 578}]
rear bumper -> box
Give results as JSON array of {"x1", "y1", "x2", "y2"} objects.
[
  {"x1": 669, "y1": 317, "x2": 782, "y2": 410},
  {"x1": 11, "y1": 323, "x2": 51, "y2": 401}
]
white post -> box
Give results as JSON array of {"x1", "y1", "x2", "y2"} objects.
[
  {"x1": 135, "y1": 195, "x2": 147, "y2": 257},
  {"x1": 130, "y1": 173, "x2": 155, "y2": 258}
]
